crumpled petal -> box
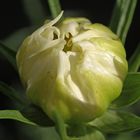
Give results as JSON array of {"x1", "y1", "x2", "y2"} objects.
[{"x1": 16, "y1": 12, "x2": 128, "y2": 124}]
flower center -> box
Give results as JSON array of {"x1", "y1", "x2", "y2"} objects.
[{"x1": 63, "y1": 33, "x2": 73, "y2": 52}]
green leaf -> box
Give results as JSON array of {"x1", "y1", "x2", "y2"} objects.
[
  {"x1": 0, "y1": 105, "x2": 54, "y2": 127},
  {"x1": 52, "y1": 110, "x2": 68, "y2": 140},
  {"x1": 0, "y1": 110, "x2": 36, "y2": 126},
  {"x1": 52, "y1": 110, "x2": 105, "y2": 140},
  {"x1": 111, "y1": 72, "x2": 140, "y2": 108},
  {"x1": 22, "y1": 0, "x2": 46, "y2": 24},
  {"x1": 0, "y1": 41, "x2": 17, "y2": 70},
  {"x1": 0, "y1": 81, "x2": 28, "y2": 106},
  {"x1": 67, "y1": 125, "x2": 105, "y2": 140},
  {"x1": 128, "y1": 43, "x2": 140, "y2": 72},
  {"x1": 109, "y1": 0, "x2": 137, "y2": 44},
  {"x1": 3, "y1": 26, "x2": 36, "y2": 51},
  {"x1": 21, "y1": 104, "x2": 54, "y2": 127},
  {"x1": 19, "y1": 126, "x2": 61, "y2": 140},
  {"x1": 109, "y1": 133, "x2": 140, "y2": 140},
  {"x1": 48, "y1": 0, "x2": 62, "y2": 18},
  {"x1": 89, "y1": 110, "x2": 140, "y2": 134}
]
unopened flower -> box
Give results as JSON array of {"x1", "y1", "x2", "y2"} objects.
[{"x1": 16, "y1": 12, "x2": 128, "y2": 124}]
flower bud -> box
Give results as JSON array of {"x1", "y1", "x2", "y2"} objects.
[{"x1": 16, "y1": 12, "x2": 128, "y2": 124}]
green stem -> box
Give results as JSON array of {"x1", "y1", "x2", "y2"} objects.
[
  {"x1": 109, "y1": 0, "x2": 137, "y2": 44},
  {"x1": 53, "y1": 110, "x2": 69, "y2": 140},
  {"x1": 48, "y1": 0, "x2": 62, "y2": 18},
  {"x1": 128, "y1": 43, "x2": 140, "y2": 72},
  {"x1": 0, "y1": 41, "x2": 17, "y2": 70}
]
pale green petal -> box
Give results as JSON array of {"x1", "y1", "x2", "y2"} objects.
[{"x1": 16, "y1": 13, "x2": 128, "y2": 124}]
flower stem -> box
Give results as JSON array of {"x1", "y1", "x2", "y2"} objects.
[
  {"x1": 48, "y1": 0, "x2": 62, "y2": 18},
  {"x1": 109, "y1": 0, "x2": 137, "y2": 44}
]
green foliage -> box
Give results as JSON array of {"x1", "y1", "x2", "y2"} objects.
[
  {"x1": 0, "y1": 110, "x2": 36, "y2": 125},
  {"x1": 129, "y1": 43, "x2": 140, "y2": 72},
  {"x1": 48, "y1": 0, "x2": 62, "y2": 18},
  {"x1": 90, "y1": 110, "x2": 140, "y2": 133},
  {"x1": 3, "y1": 26, "x2": 36, "y2": 51},
  {"x1": 0, "y1": 42, "x2": 17, "y2": 69},
  {"x1": 111, "y1": 72, "x2": 140, "y2": 108},
  {"x1": 67, "y1": 125, "x2": 105, "y2": 140},
  {"x1": 22, "y1": 0, "x2": 47, "y2": 24},
  {"x1": 0, "y1": 0, "x2": 139, "y2": 140},
  {"x1": 109, "y1": 0, "x2": 137, "y2": 44},
  {"x1": 0, "y1": 81, "x2": 27, "y2": 106},
  {"x1": 21, "y1": 105, "x2": 54, "y2": 127}
]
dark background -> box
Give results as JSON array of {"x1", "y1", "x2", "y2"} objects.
[{"x1": 0, "y1": 0, "x2": 140, "y2": 140}]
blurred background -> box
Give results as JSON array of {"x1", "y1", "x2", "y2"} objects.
[{"x1": 0, "y1": 0, "x2": 140, "y2": 139}]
